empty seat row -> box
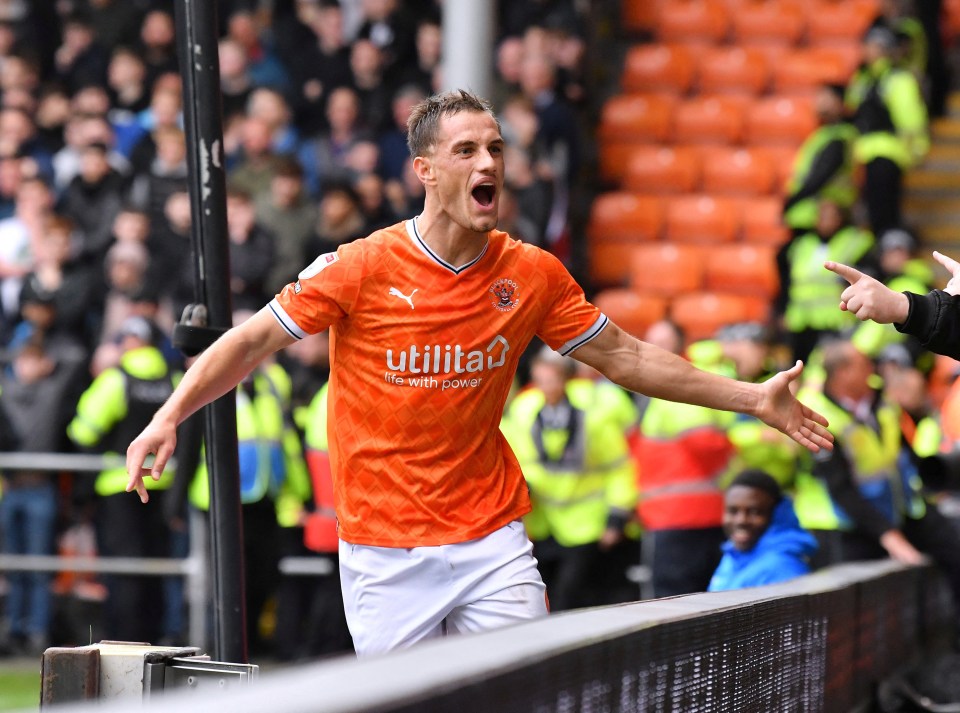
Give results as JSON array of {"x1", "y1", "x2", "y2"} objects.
[
  {"x1": 620, "y1": 144, "x2": 796, "y2": 196},
  {"x1": 587, "y1": 192, "x2": 789, "y2": 286},
  {"x1": 594, "y1": 288, "x2": 772, "y2": 342},
  {"x1": 624, "y1": 0, "x2": 879, "y2": 46},
  {"x1": 598, "y1": 94, "x2": 815, "y2": 181},
  {"x1": 623, "y1": 44, "x2": 860, "y2": 96}
]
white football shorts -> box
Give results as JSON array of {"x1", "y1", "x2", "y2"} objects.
[{"x1": 339, "y1": 519, "x2": 548, "y2": 657}]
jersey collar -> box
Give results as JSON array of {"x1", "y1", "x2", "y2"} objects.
[{"x1": 406, "y1": 217, "x2": 489, "y2": 275}]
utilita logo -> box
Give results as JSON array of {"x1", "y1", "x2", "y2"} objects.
[{"x1": 386, "y1": 335, "x2": 509, "y2": 374}]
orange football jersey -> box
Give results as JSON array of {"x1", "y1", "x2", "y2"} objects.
[{"x1": 271, "y1": 219, "x2": 606, "y2": 546}]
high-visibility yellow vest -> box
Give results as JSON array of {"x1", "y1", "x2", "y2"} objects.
[
  {"x1": 503, "y1": 378, "x2": 637, "y2": 547},
  {"x1": 784, "y1": 122, "x2": 859, "y2": 231},
  {"x1": 784, "y1": 228, "x2": 875, "y2": 333}
]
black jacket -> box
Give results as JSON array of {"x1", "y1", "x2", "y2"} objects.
[{"x1": 897, "y1": 290, "x2": 960, "y2": 359}]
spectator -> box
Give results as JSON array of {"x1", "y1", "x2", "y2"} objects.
[
  {"x1": 128, "y1": 78, "x2": 182, "y2": 176},
  {"x1": 226, "y1": 10, "x2": 290, "y2": 92},
  {"x1": 502, "y1": 144, "x2": 552, "y2": 247},
  {"x1": 353, "y1": 171, "x2": 397, "y2": 229},
  {"x1": 378, "y1": 84, "x2": 426, "y2": 182},
  {"x1": 86, "y1": 0, "x2": 143, "y2": 52},
  {"x1": 54, "y1": 13, "x2": 109, "y2": 94},
  {"x1": 348, "y1": 38, "x2": 391, "y2": 133},
  {"x1": 708, "y1": 470, "x2": 817, "y2": 592},
  {"x1": 493, "y1": 36, "x2": 525, "y2": 109},
  {"x1": 634, "y1": 319, "x2": 735, "y2": 597},
  {"x1": 98, "y1": 240, "x2": 153, "y2": 348},
  {"x1": 106, "y1": 47, "x2": 151, "y2": 157},
  {"x1": 219, "y1": 38, "x2": 256, "y2": 120},
  {"x1": 393, "y1": 18, "x2": 440, "y2": 95},
  {"x1": 298, "y1": 85, "x2": 369, "y2": 197},
  {"x1": 0, "y1": 151, "x2": 24, "y2": 220},
  {"x1": 308, "y1": 181, "x2": 369, "y2": 256},
  {"x1": 0, "y1": 177, "x2": 52, "y2": 341},
  {"x1": 255, "y1": 158, "x2": 317, "y2": 296},
  {"x1": 67, "y1": 316, "x2": 175, "y2": 644},
  {"x1": 0, "y1": 332, "x2": 85, "y2": 656},
  {"x1": 152, "y1": 191, "x2": 195, "y2": 321},
  {"x1": 354, "y1": 0, "x2": 418, "y2": 77},
  {"x1": 283, "y1": 0, "x2": 353, "y2": 138},
  {"x1": 59, "y1": 142, "x2": 125, "y2": 263},
  {"x1": 227, "y1": 189, "x2": 275, "y2": 312},
  {"x1": 34, "y1": 86, "x2": 71, "y2": 156},
  {"x1": 777, "y1": 199, "x2": 875, "y2": 364},
  {"x1": 128, "y1": 125, "x2": 188, "y2": 231},
  {"x1": 137, "y1": 10, "x2": 178, "y2": 92},
  {"x1": 503, "y1": 347, "x2": 637, "y2": 611},
  {"x1": 0, "y1": 106, "x2": 54, "y2": 183},
  {"x1": 846, "y1": 25, "x2": 928, "y2": 236},
  {"x1": 782, "y1": 84, "x2": 858, "y2": 238},
  {"x1": 52, "y1": 113, "x2": 129, "y2": 193},
  {"x1": 229, "y1": 116, "x2": 284, "y2": 204},
  {"x1": 246, "y1": 87, "x2": 301, "y2": 156}
]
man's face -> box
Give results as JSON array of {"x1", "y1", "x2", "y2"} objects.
[
  {"x1": 723, "y1": 485, "x2": 776, "y2": 552},
  {"x1": 419, "y1": 110, "x2": 504, "y2": 234}
]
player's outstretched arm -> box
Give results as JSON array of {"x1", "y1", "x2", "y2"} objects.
[
  {"x1": 824, "y1": 261, "x2": 909, "y2": 324},
  {"x1": 125, "y1": 307, "x2": 296, "y2": 503},
  {"x1": 571, "y1": 322, "x2": 833, "y2": 453}
]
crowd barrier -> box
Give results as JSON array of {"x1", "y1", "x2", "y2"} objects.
[{"x1": 44, "y1": 560, "x2": 954, "y2": 713}]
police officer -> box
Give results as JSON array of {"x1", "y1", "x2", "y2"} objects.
[{"x1": 67, "y1": 316, "x2": 174, "y2": 643}]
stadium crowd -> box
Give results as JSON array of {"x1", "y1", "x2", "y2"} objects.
[{"x1": 2, "y1": 0, "x2": 960, "y2": 665}]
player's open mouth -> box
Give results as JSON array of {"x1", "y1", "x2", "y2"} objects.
[{"x1": 471, "y1": 184, "x2": 496, "y2": 207}]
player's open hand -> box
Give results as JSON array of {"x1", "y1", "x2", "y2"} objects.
[
  {"x1": 756, "y1": 361, "x2": 833, "y2": 454},
  {"x1": 125, "y1": 419, "x2": 177, "y2": 503},
  {"x1": 824, "y1": 261, "x2": 910, "y2": 325},
  {"x1": 933, "y1": 251, "x2": 960, "y2": 296}
]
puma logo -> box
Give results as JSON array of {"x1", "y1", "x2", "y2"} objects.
[{"x1": 389, "y1": 287, "x2": 418, "y2": 309}]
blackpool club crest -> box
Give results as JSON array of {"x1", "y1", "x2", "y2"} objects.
[{"x1": 489, "y1": 278, "x2": 520, "y2": 312}]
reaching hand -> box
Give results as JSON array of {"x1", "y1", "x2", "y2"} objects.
[
  {"x1": 125, "y1": 419, "x2": 177, "y2": 504},
  {"x1": 824, "y1": 261, "x2": 910, "y2": 325},
  {"x1": 933, "y1": 251, "x2": 960, "y2": 296},
  {"x1": 755, "y1": 361, "x2": 834, "y2": 453}
]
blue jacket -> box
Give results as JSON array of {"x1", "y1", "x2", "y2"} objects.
[{"x1": 708, "y1": 499, "x2": 818, "y2": 592}]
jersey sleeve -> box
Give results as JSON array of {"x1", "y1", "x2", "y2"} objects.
[
  {"x1": 535, "y1": 250, "x2": 608, "y2": 356},
  {"x1": 268, "y1": 240, "x2": 364, "y2": 338}
]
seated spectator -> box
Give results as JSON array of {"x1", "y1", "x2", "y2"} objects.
[
  {"x1": 127, "y1": 125, "x2": 188, "y2": 231},
  {"x1": 0, "y1": 106, "x2": 54, "y2": 183},
  {"x1": 107, "y1": 47, "x2": 151, "y2": 156},
  {"x1": 348, "y1": 38, "x2": 392, "y2": 133},
  {"x1": 708, "y1": 470, "x2": 817, "y2": 592},
  {"x1": 218, "y1": 38, "x2": 256, "y2": 119},
  {"x1": 229, "y1": 116, "x2": 284, "y2": 204},
  {"x1": 137, "y1": 9, "x2": 178, "y2": 91},
  {"x1": 226, "y1": 9, "x2": 290, "y2": 92},
  {"x1": 308, "y1": 181, "x2": 369, "y2": 256},
  {"x1": 59, "y1": 142, "x2": 125, "y2": 262},
  {"x1": 298, "y1": 85, "x2": 371, "y2": 197},
  {"x1": 394, "y1": 18, "x2": 441, "y2": 95},
  {"x1": 255, "y1": 158, "x2": 317, "y2": 296},
  {"x1": 129, "y1": 77, "x2": 183, "y2": 174},
  {"x1": 377, "y1": 84, "x2": 426, "y2": 182},
  {"x1": 52, "y1": 113, "x2": 129, "y2": 192},
  {"x1": 98, "y1": 240, "x2": 154, "y2": 349},
  {"x1": 246, "y1": 88, "x2": 301, "y2": 156},
  {"x1": 227, "y1": 189, "x2": 275, "y2": 312},
  {"x1": 34, "y1": 86, "x2": 71, "y2": 156},
  {"x1": 54, "y1": 12, "x2": 109, "y2": 94}
]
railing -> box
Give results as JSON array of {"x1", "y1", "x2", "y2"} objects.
[{"x1": 45, "y1": 560, "x2": 956, "y2": 713}]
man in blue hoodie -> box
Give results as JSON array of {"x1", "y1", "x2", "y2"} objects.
[{"x1": 709, "y1": 470, "x2": 818, "y2": 591}]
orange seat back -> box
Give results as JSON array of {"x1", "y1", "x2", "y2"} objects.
[
  {"x1": 593, "y1": 289, "x2": 669, "y2": 338},
  {"x1": 587, "y1": 192, "x2": 664, "y2": 245},
  {"x1": 671, "y1": 292, "x2": 770, "y2": 341},
  {"x1": 665, "y1": 194, "x2": 741, "y2": 243},
  {"x1": 630, "y1": 243, "x2": 707, "y2": 296},
  {"x1": 704, "y1": 244, "x2": 780, "y2": 298},
  {"x1": 744, "y1": 96, "x2": 817, "y2": 145},
  {"x1": 623, "y1": 44, "x2": 698, "y2": 94},
  {"x1": 700, "y1": 146, "x2": 776, "y2": 195},
  {"x1": 673, "y1": 95, "x2": 745, "y2": 144},
  {"x1": 658, "y1": 0, "x2": 730, "y2": 44},
  {"x1": 697, "y1": 46, "x2": 770, "y2": 95},
  {"x1": 623, "y1": 145, "x2": 702, "y2": 194}
]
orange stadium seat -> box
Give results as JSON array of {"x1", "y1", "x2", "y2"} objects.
[
  {"x1": 731, "y1": 1, "x2": 806, "y2": 46},
  {"x1": 657, "y1": 0, "x2": 730, "y2": 45},
  {"x1": 672, "y1": 96, "x2": 745, "y2": 144},
  {"x1": 700, "y1": 146, "x2": 776, "y2": 195},
  {"x1": 622, "y1": 0, "x2": 662, "y2": 33},
  {"x1": 756, "y1": 145, "x2": 798, "y2": 189},
  {"x1": 630, "y1": 243, "x2": 707, "y2": 296},
  {"x1": 622, "y1": 145, "x2": 702, "y2": 194},
  {"x1": 744, "y1": 96, "x2": 817, "y2": 145},
  {"x1": 739, "y1": 196, "x2": 791, "y2": 246},
  {"x1": 948, "y1": 0, "x2": 960, "y2": 38},
  {"x1": 670, "y1": 292, "x2": 771, "y2": 341},
  {"x1": 704, "y1": 244, "x2": 780, "y2": 298},
  {"x1": 805, "y1": 0, "x2": 877, "y2": 45},
  {"x1": 772, "y1": 48, "x2": 855, "y2": 94},
  {"x1": 587, "y1": 193, "x2": 664, "y2": 245},
  {"x1": 697, "y1": 46, "x2": 770, "y2": 95},
  {"x1": 598, "y1": 95, "x2": 678, "y2": 182},
  {"x1": 592, "y1": 289, "x2": 668, "y2": 338},
  {"x1": 590, "y1": 242, "x2": 644, "y2": 286},
  {"x1": 622, "y1": 44, "x2": 698, "y2": 95},
  {"x1": 665, "y1": 195, "x2": 741, "y2": 243}
]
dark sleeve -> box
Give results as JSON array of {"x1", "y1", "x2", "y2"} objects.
[
  {"x1": 164, "y1": 411, "x2": 203, "y2": 524},
  {"x1": 773, "y1": 237, "x2": 795, "y2": 317},
  {"x1": 896, "y1": 290, "x2": 960, "y2": 360},
  {"x1": 783, "y1": 140, "x2": 846, "y2": 209},
  {"x1": 813, "y1": 447, "x2": 894, "y2": 540}
]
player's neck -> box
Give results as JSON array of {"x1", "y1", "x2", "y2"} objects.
[{"x1": 414, "y1": 210, "x2": 489, "y2": 268}]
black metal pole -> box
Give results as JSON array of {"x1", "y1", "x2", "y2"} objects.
[{"x1": 174, "y1": 0, "x2": 248, "y2": 663}]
